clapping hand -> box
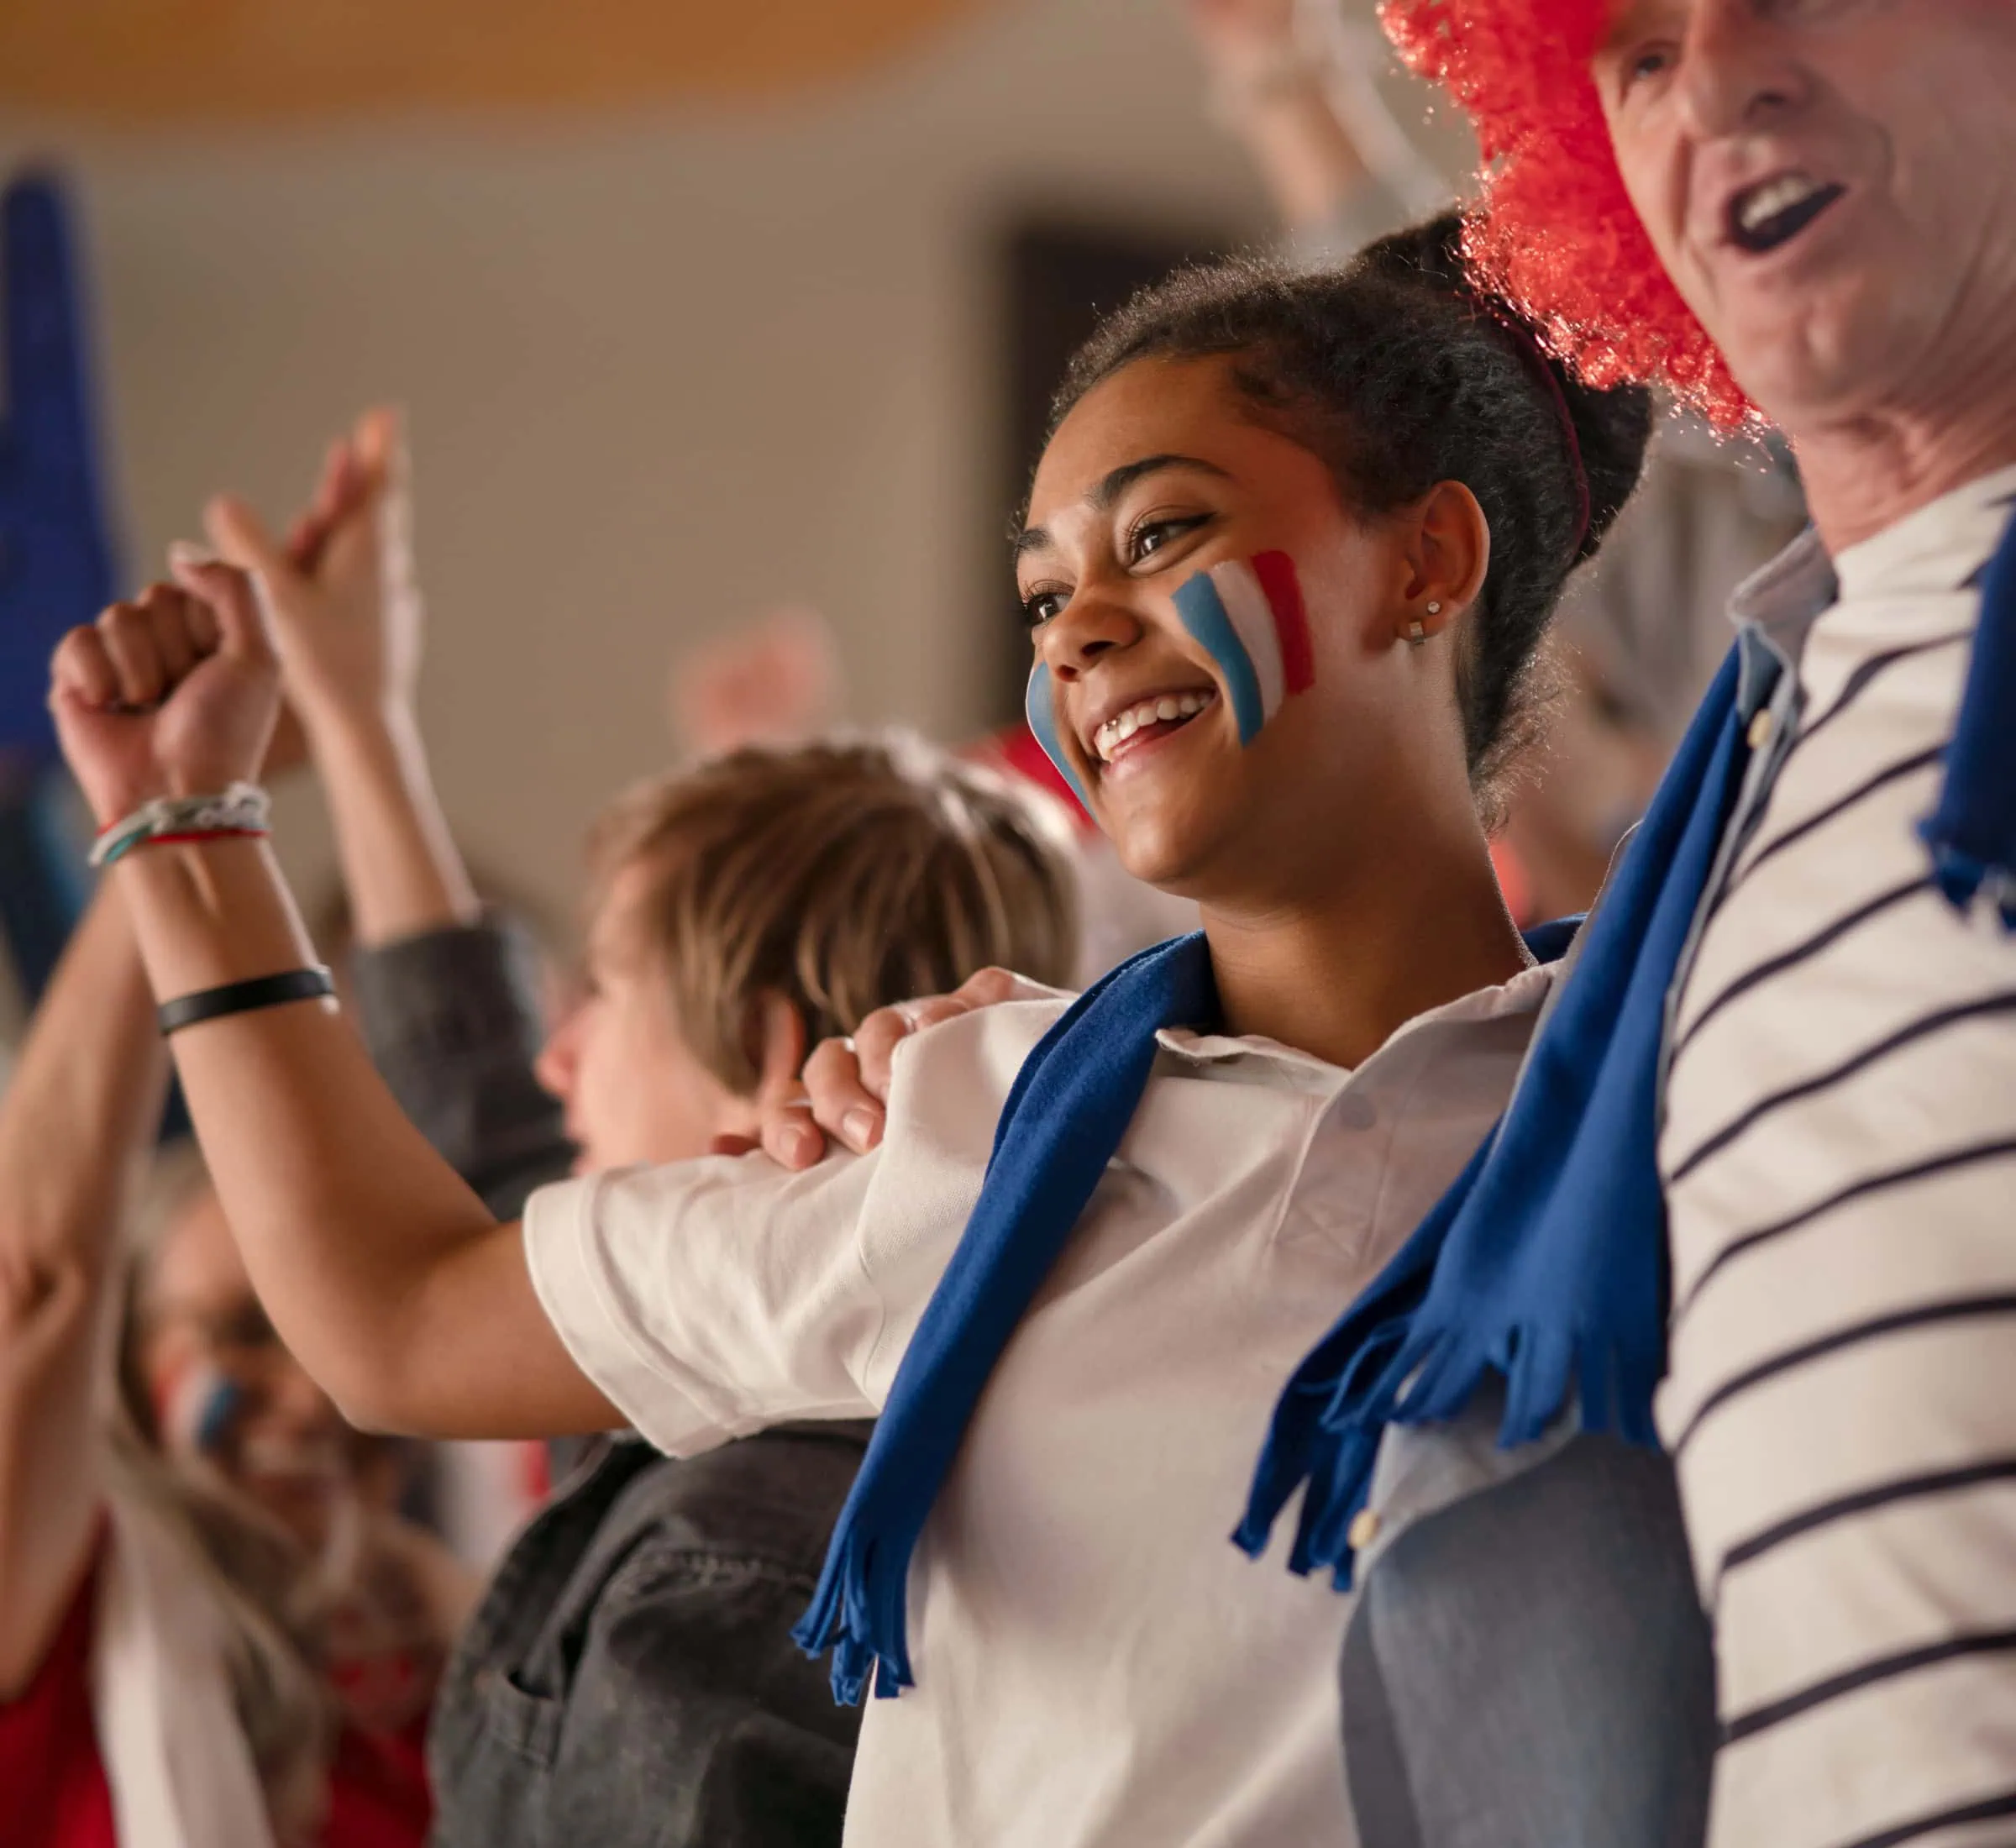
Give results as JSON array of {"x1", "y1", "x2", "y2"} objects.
[{"x1": 205, "y1": 406, "x2": 422, "y2": 748}]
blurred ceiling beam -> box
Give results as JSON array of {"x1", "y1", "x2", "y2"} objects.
[{"x1": 2, "y1": 0, "x2": 995, "y2": 124}]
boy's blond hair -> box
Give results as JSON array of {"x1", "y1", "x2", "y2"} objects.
[{"x1": 585, "y1": 732, "x2": 1079, "y2": 1094}]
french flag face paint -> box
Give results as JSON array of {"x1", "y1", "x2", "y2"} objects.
[
  {"x1": 1025, "y1": 662, "x2": 1094, "y2": 813},
  {"x1": 1169, "y1": 552, "x2": 1314, "y2": 746},
  {"x1": 1023, "y1": 550, "x2": 1314, "y2": 804},
  {"x1": 156, "y1": 1357, "x2": 244, "y2": 1459}
]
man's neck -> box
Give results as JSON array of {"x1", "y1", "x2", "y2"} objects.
[{"x1": 1793, "y1": 388, "x2": 2016, "y2": 557}]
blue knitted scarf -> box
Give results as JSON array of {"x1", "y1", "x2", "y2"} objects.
[
  {"x1": 794, "y1": 932, "x2": 1220, "y2": 1701},
  {"x1": 794, "y1": 916, "x2": 1570, "y2": 1702},
  {"x1": 1240, "y1": 499, "x2": 2016, "y2": 1586},
  {"x1": 797, "y1": 506, "x2": 2016, "y2": 1695}
]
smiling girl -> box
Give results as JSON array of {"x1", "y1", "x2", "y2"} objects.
[{"x1": 47, "y1": 215, "x2": 1649, "y2": 1843}]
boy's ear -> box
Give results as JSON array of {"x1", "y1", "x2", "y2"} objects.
[{"x1": 750, "y1": 990, "x2": 809, "y2": 1099}]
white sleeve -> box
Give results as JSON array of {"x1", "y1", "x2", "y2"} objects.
[
  {"x1": 524, "y1": 1150, "x2": 887, "y2": 1455},
  {"x1": 522, "y1": 995, "x2": 1069, "y2": 1457}
]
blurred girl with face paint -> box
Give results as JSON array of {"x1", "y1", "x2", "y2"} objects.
[{"x1": 0, "y1": 891, "x2": 474, "y2": 1848}]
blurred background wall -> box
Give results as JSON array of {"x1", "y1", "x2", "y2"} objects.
[{"x1": 0, "y1": 0, "x2": 1464, "y2": 968}]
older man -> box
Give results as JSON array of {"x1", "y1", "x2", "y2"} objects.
[{"x1": 1371, "y1": 4, "x2": 2016, "y2": 1845}]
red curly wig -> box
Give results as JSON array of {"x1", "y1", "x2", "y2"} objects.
[{"x1": 1380, "y1": 0, "x2": 1756, "y2": 429}]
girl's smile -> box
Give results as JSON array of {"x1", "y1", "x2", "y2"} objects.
[{"x1": 1085, "y1": 685, "x2": 1218, "y2": 769}]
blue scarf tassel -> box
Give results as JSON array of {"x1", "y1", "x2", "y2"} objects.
[
  {"x1": 1236, "y1": 645, "x2": 1749, "y2": 1588},
  {"x1": 1919, "y1": 498, "x2": 2016, "y2": 928}
]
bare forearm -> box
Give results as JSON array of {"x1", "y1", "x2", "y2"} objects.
[
  {"x1": 1229, "y1": 75, "x2": 1375, "y2": 229},
  {"x1": 111, "y1": 838, "x2": 603, "y2": 1437},
  {"x1": 1221, "y1": 60, "x2": 1441, "y2": 238},
  {"x1": 309, "y1": 706, "x2": 480, "y2": 947},
  {"x1": 0, "y1": 886, "x2": 163, "y2": 1693},
  {"x1": 0, "y1": 887, "x2": 165, "y2": 1278}
]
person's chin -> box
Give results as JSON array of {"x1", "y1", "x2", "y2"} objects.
[
  {"x1": 238, "y1": 1464, "x2": 342, "y2": 1543},
  {"x1": 1722, "y1": 297, "x2": 1898, "y2": 432},
  {"x1": 1105, "y1": 801, "x2": 1226, "y2": 897}
]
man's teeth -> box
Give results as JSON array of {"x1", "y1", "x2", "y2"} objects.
[
  {"x1": 1095, "y1": 692, "x2": 1210, "y2": 763},
  {"x1": 1739, "y1": 173, "x2": 1823, "y2": 235}
]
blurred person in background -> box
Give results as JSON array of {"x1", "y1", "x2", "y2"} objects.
[
  {"x1": 203, "y1": 408, "x2": 1081, "y2": 1847},
  {"x1": 1186, "y1": 0, "x2": 1805, "y2": 916},
  {"x1": 668, "y1": 603, "x2": 844, "y2": 764},
  {"x1": 0, "y1": 880, "x2": 472, "y2": 1847}
]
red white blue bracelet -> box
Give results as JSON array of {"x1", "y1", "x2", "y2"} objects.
[{"x1": 89, "y1": 783, "x2": 272, "y2": 870}]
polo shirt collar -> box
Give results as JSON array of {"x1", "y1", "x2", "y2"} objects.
[
  {"x1": 1152, "y1": 959, "x2": 1555, "y2": 1075},
  {"x1": 1834, "y1": 460, "x2": 2016, "y2": 601}
]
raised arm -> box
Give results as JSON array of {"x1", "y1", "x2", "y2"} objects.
[
  {"x1": 47, "y1": 564, "x2": 617, "y2": 1442},
  {"x1": 210, "y1": 409, "x2": 572, "y2": 1215},
  {"x1": 0, "y1": 888, "x2": 166, "y2": 1697},
  {"x1": 207, "y1": 407, "x2": 480, "y2": 945},
  {"x1": 1184, "y1": 0, "x2": 1442, "y2": 247}
]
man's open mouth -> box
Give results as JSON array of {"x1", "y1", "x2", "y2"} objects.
[{"x1": 1727, "y1": 173, "x2": 1847, "y2": 255}]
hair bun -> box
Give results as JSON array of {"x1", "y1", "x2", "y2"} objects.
[
  {"x1": 1352, "y1": 208, "x2": 1473, "y2": 299},
  {"x1": 1357, "y1": 210, "x2": 1652, "y2": 565}
]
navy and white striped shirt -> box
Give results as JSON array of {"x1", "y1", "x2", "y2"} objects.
[{"x1": 1659, "y1": 465, "x2": 2016, "y2": 1848}]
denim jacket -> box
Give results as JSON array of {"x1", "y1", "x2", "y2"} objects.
[
  {"x1": 351, "y1": 922, "x2": 864, "y2": 1846},
  {"x1": 1319, "y1": 610, "x2": 1824, "y2": 1848}
]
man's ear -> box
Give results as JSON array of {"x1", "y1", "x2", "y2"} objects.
[
  {"x1": 1398, "y1": 480, "x2": 1492, "y2": 645},
  {"x1": 750, "y1": 990, "x2": 808, "y2": 1099}
]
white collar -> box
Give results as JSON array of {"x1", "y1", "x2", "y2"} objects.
[
  {"x1": 1835, "y1": 461, "x2": 2016, "y2": 602},
  {"x1": 1153, "y1": 959, "x2": 1555, "y2": 1077}
]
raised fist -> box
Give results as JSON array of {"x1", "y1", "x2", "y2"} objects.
[
  {"x1": 669, "y1": 604, "x2": 842, "y2": 762},
  {"x1": 1184, "y1": 0, "x2": 1300, "y2": 81},
  {"x1": 47, "y1": 559, "x2": 281, "y2": 829}
]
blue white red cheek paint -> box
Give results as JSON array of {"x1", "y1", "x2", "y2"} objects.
[
  {"x1": 156, "y1": 1359, "x2": 244, "y2": 1458},
  {"x1": 1026, "y1": 661, "x2": 1094, "y2": 813},
  {"x1": 1168, "y1": 551, "x2": 1315, "y2": 746}
]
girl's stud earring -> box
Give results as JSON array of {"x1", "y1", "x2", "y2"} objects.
[
  {"x1": 1425, "y1": 601, "x2": 1442, "y2": 616},
  {"x1": 1406, "y1": 620, "x2": 1426, "y2": 648}
]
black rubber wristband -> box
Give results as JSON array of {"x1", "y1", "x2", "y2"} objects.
[{"x1": 157, "y1": 966, "x2": 336, "y2": 1037}]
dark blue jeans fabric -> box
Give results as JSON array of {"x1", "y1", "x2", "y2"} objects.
[{"x1": 1341, "y1": 1434, "x2": 1715, "y2": 1848}]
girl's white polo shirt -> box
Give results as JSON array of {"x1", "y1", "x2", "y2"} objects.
[{"x1": 525, "y1": 969, "x2": 1551, "y2": 1846}]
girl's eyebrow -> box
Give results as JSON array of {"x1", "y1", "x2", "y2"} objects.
[{"x1": 1012, "y1": 454, "x2": 1233, "y2": 564}]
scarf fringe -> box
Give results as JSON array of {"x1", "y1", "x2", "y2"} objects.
[
  {"x1": 1916, "y1": 502, "x2": 2016, "y2": 931},
  {"x1": 1239, "y1": 1311, "x2": 1664, "y2": 1591},
  {"x1": 793, "y1": 1524, "x2": 915, "y2": 1705}
]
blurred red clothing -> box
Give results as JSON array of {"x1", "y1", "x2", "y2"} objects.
[{"x1": 0, "y1": 1547, "x2": 431, "y2": 1848}]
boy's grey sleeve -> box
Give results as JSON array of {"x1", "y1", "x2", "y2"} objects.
[{"x1": 347, "y1": 917, "x2": 575, "y2": 1220}]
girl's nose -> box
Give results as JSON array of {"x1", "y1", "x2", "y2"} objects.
[{"x1": 1042, "y1": 585, "x2": 1142, "y2": 683}]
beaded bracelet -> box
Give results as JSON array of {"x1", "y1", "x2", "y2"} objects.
[{"x1": 90, "y1": 784, "x2": 272, "y2": 870}]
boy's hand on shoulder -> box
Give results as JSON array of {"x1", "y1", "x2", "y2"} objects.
[{"x1": 732, "y1": 967, "x2": 1040, "y2": 1170}]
